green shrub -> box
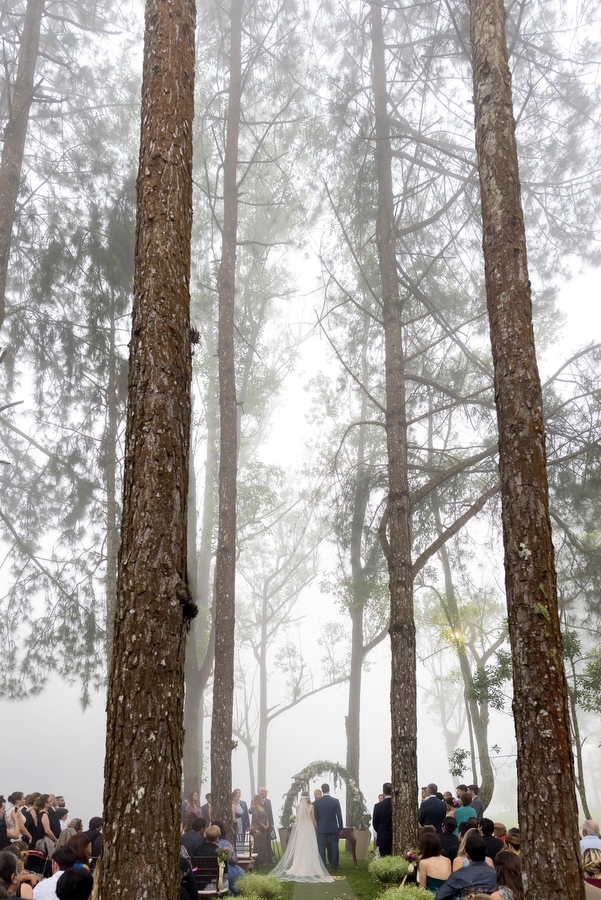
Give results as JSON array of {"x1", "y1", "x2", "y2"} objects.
[
  {"x1": 368, "y1": 856, "x2": 411, "y2": 883},
  {"x1": 237, "y1": 874, "x2": 282, "y2": 900},
  {"x1": 381, "y1": 886, "x2": 431, "y2": 900}
]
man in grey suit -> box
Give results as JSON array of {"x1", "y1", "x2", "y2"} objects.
[{"x1": 313, "y1": 783, "x2": 344, "y2": 871}]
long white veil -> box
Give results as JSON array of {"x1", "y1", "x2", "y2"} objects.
[{"x1": 269, "y1": 797, "x2": 334, "y2": 883}]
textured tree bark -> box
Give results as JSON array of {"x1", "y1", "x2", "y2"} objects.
[
  {"x1": 0, "y1": 0, "x2": 45, "y2": 330},
  {"x1": 468, "y1": 1, "x2": 584, "y2": 897},
  {"x1": 104, "y1": 310, "x2": 119, "y2": 666},
  {"x1": 96, "y1": 0, "x2": 196, "y2": 897},
  {"x1": 370, "y1": 0, "x2": 418, "y2": 853},
  {"x1": 210, "y1": 0, "x2": 243, "y2": 839}
]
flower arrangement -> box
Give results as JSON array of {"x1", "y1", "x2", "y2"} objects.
[
  {"x1": 237, "y1": 875, "x2": 281, "y2": 900},
  {"x1": 279, "y1": 760, "x2": 370, "y2": 828},
  {"x1": 402, "y1": 850, "x2": 420, "y2": 874},
  {"x1": 368, "y1": 855, "x2": 411, "y2": 884},
  {"x1": 217, "y1": 848, "x2": 230, "y2": 866}
]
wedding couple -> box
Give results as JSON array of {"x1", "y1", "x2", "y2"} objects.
[{"x1": 270, "y1": 783, "x2": 343, "y2": 883}]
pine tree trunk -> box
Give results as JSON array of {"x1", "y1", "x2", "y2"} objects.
[
  {"x1": 0, "y1": 0, "x2": 45, "y2": 329},
  {"x1": 96, "y1": 0, "x2": 196, "y2": 896},
  {"x1": 183, "y1": 449, "x2": 202, "y2": 796},
  {"x1": 469, "y1": 1, "x2": 583, "y2": 896},
  {"x1": 370, "y1": 0, "x2": 418, "y2": 853},
  {"x1": 104, "y1": 306, "x2": 119, "y2": 665},
  {"x1": 210, "y1": 0, "x2": 243, "y2": 839}
]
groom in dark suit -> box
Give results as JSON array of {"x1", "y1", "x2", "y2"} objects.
[{"x1": 313, "y1": 782, "x2": 344, "y2": 871}]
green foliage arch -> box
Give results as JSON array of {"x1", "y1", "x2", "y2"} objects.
[{"x1": 279, "y1": 759, "x2": 370, "y2": 829}]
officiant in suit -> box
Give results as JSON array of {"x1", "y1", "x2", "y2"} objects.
[{"x1": 313, "y1": 783, "x2": 344, "y2": 871}]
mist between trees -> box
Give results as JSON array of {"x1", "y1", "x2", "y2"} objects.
[{"x1": 0, "y1": 0, "x2": 600, "y2": 897}]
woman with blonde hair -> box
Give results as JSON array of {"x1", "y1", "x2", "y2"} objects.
[
  {"x1": 583, "y1": 847, "x2": 601, "y2": 889},
  {"x1": 452, "y1": 828, "x2": 494, "y2": 872}
]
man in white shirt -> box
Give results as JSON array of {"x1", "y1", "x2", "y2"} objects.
[
  {"x1": 33, "y1": 847, "x2": 76, "y2": 900},
  {"x1": 581, "y1": 821, "x2": 601, "y2": 854}
]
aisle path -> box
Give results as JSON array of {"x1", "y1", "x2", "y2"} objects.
[{"x1": 292, "y1": 879, "x2": 358, "y2": 900}]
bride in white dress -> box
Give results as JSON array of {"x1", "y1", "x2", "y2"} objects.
[{"x1": 269, "y1": 792, "x2": 334, "y2": 883}]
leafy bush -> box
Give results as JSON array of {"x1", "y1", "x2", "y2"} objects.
[
  {"x1": 368, "y1": 856, "x2": 411, "y2": 883},
  {"x1": 381, "y1": 887, "x2": 431, "y2": 900},
  {"x1": 237, "y1": 874, "x2": 281, "y2": 900}
]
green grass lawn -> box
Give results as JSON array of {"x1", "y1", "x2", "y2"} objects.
[{"x1": 256, "y1": 848, "x2": 379, "y2": 900}]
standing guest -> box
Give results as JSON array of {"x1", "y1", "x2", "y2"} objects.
[
  {"x1": 439, "y1": 818, "x2": 459, "y2": 863},
  {"x1": 453, "y1": 794, "x2": 477, "y2": 836},
  {"x1": 231, "y1": 791, "x2": 245, "y2": 836},
  {"x1": 184, "y1": 793, "x2": 202, "y2": 820},
  {"x1": 313, "y1": 784, "x2": 344, "y2": 872},
  {"x1": 85, "y1": 819, "x2": 102, "y2": 864},
  {"x1": 55, "y1": 868, "x2": 93, "y2": 900},
  {"x1": 377, "y1": 794, "x2": 384, "y2": 803},
  {"x1": 419, "y1": 784, "x2": 447, "y2": 835},
  {"x1": 34, "y1": 797, "x2": 56, "y2": 855},
  {"x1": 0, "y1": 801, "x2": 16, "y2": 851},
  {"x1": 33, "y1": 847, "x2": 77, "y2": 900},
  {"x1": 258, "y1": 789, "x2": 274, "y2": 862},
  {"x1": 480, "y1": 819, "x2": 504, "y2": 861},
  {"x1": 455, "y1": 785, "x2": 468, "y2": 801},
  {"x1": 313, "y1": 791, "x2": 323, "y2": 804},
  {"x1": 444, "y1": 798, "x2": 457, "y2": 819},
  {"x1": 6, "y1": 796, "x2": 31, "y2": 845},
  {"x1": 181, "y1": 819, "x2": 206, "y2": 857},
  {"x1": 418, "y1": 831, "x2": 451, "y2": 895},
  {"x1": 433, "y1": 833, "x2": 496, "y2": 898},
  {"x1": 467, "y1": 786, "x2": 484, "y2": 822},
  {"x1": 65, "y1": 823, "x2": 81, "y2": 836},
  {"x1": 45, "y1": 800, "x2": 61, "y2": 842},
  {"x1": 372, "y1": 783, "x2": 393, "y2": 857},
  {"x1": 582, "y1": 823, "x2": 601, "y2": 854},
  {"x1": 54, "y1": 800, "x2": 65, "y2": 813},
  {"x1": 201, "y1": 794, "x2": 212, "y2": 823},
  {"x1": 250, "y1": 795, "x2": 271, "y2": 866},
  {"x1": 55, "y1": 813, "x2": 68, "y2": 834},
  {"x1": 53, "y1": 829, "x2": 77, "y2": 855}
]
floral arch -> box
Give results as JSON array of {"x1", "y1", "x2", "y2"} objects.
[{"x1": 279, "y1": 759, "x2": 370, "y2": 829}]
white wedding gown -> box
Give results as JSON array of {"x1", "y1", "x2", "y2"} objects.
[{"x1": 269, "y1": 798, "x2": 334, "y2": 883}]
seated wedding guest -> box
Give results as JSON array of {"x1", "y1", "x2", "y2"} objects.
[
  {"x1": 181, "y1": 819, "x2": 206, "y2": 856},
  {"x1": 65, "y1": 835, "x2": 91, "y2": 869},
  {"x1": 452, "y1": 829, "x2": 493, "y2": 872},
  {"x1": 439, "y1": 818, "x2": 459, "y2": 863},
  {"x1": 53, "y1": 830, "x2": 77, "y2": 855},
  {"x1": 494, "y1": 823, "x2": 507, "y2": 843},
  {"x1": 65, "y1": 823, "x2": 82, "y2": 836},
  {"x1": 480, "y1": 819, "x2": 504, "y2": 861},
  {"x1": 444, "y1": 798, "x2": 457, "y2": 818},
  {"x1": 583, "y1": 848, "x2": 601, "y2": 889},
  {"x1": 0, "y1": 852, "x2": 19, "y2": 894},
  {"x1": 55, "y1": 868, "x2": 93, "y2": 900},
  {"x1": 582, "y1": 822, "x2": 601, "y2": 854},
  {"x1": 504, "y1": 832, "x2": 520, "y2": 855},
  {"x1": 209, "y1": 822, "x2": 245, "y2": 894},
  {"x1": 492, "y1": 849, "x2": 523, "y2": 900},
  {"x1": 180, "y1": 856, "x2": 199, "y2": 900},
  {"x1": 434, "y1": 833, "x2": 496, "y2": 898},
  {"x1": 453, "y1": 794, "x2": 477, "y2": 836},
  {"x1": 418, "y1": 831, "x2": 451, "y2": 895},
  {"x1": 194, "y1": 826, "x2": 228, "y2": 891},
  {"x1": 3, "y1": 843, "x2": 41, "y2": 898}
]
